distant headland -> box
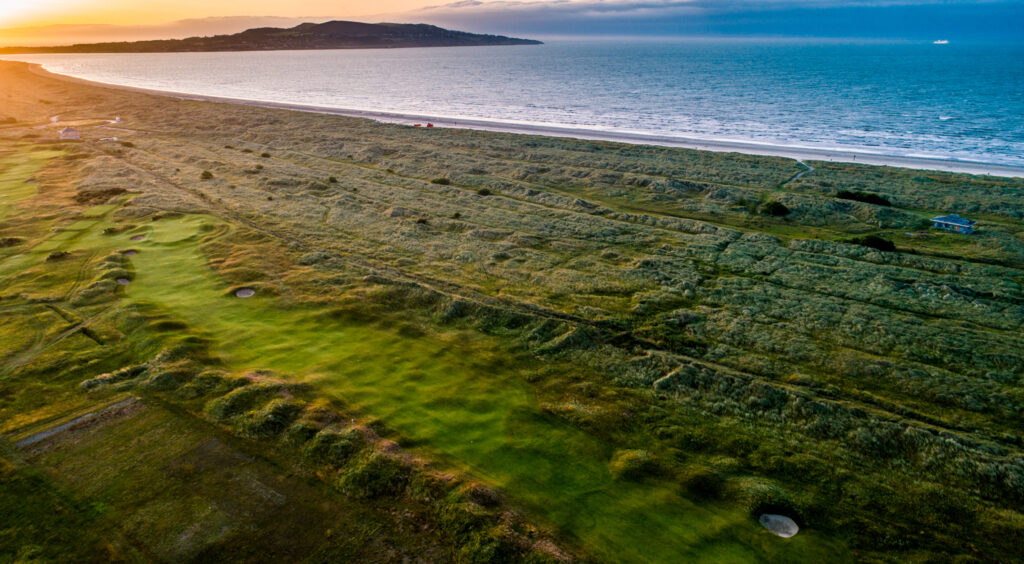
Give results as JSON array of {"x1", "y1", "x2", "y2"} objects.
[{"x1": 0, "y1": 20, "x2": 543, "y2": 54}]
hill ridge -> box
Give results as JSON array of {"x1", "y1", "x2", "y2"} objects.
[{"x1": 0, "y1": 20, "x2": 543, "y2": 53}]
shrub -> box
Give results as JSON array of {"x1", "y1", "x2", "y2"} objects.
[
  {"x1": 241, "y1": 148, "x2": 253, "y2": 153},
  {"x1": 456, "y1": 532, "x2": 519, "y2": 564},
  {"x1": 238, "y1": 399, "x2": 302, "y2": 439},
  {"x1": 735, "y1": 197, "x2": 758, "y2": 213},
  {"x1": 79, "y1": 364, "x2": 147, "y2": 392},
  {"x1": 177, "y1": 371, "x2": 232, "y2": 399},
  {"x1": 255, "y1": 164, "x2": 263, "y2": 170},
  {"x1": 847, "y1": 235, "x2": 896, "y2": 252},
  {"x1": 328, "y1": 176, "x2": 338, "y2": 183},
  {"x1": 477, "y1": 188, "x2": 492, "y2": 196},
  {"x1": 431, "y1": 177, "x2": 451, "y2": 185},
  {"x1": 303, "y1": 428, "x2": 364, "y2": 467},
  {"x1": 284, "y1": 420, "x2": 319, "y2": 446},
  {"x1": 452, "y1": 212, "x2": 461, "y2": 219},
  {"x1": 260, "y1": 152, "x2": 270, "y2": 158},
  {"x1": 223, "y1": 145, "x2": 234, "y2": 149},
  {"x1": 119, "y1": 141, "x2": 134, "y2": 148},
  {"x1": 728, "y1": 477, "x2": 800, "y2": 518},
  {"x1": 609, "y1": 449, "x2": 660, "y2": 481},
  {"x1": 141, "y1": 369, "x2": 193, "y2": 391},
  {"x1": 761, "y1": 200, "x2": 790, "y2": 216},
  {"x1": 336, "y1": 453, "x2": 411, "y2": 498},
  {"x1": 416, "y1": 218, "x2": 429, "y2": 225},
  {"x1": 204, "y1": 383, "x2": 277, "y2": 421},
  {"x1": 200, "y1": 170, "x2": 213, "y2": 180},
  {"x1": 680, "y1": 465, "x2": 724, "y2": 499},
  {"x1": 836, "y1": 190, "x2": 892, "y2": 206}
]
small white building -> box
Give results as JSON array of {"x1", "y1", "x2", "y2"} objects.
[{"x1": 59, "y1": 127, "x2": 80, "y2": 141}]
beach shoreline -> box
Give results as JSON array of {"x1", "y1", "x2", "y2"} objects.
[{"x1": 24, "y1": 62, "x2": 1024, "y2": 178}]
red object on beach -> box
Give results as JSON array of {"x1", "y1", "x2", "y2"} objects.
[
  {"x1": 426, "y1": 123, "x2": 434, "y2": 128},
  {"x1": 413, "y1": 123, "x2": 422, "y2": 127}
]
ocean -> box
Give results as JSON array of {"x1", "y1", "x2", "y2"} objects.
[{"x1": 5, "y1": 39, "x2": 1024, "y2": 167}]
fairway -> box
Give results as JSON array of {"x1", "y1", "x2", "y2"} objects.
[{"x1": 48, "y1": 203, "x2": 848, "y2": 561}]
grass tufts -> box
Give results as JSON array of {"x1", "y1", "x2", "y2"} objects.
[
  {"x1": 336, "y1": 453, "x2": 411, "y2": 499},
  {"x1": 608, "y1": 449, "x2": 660, "y2": 481}
]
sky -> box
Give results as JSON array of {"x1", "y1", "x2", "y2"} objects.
[{"x1": 0, "y1": 0, "x2": 1022, "y2": 45}]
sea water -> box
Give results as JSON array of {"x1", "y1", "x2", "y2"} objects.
[{"x1": 5, "y1": 39, "x2": 1023, "y2": 166}]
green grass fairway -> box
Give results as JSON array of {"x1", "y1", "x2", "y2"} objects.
[{"x1": 67, "y1": 210, "x2": 847, "y2": 561}]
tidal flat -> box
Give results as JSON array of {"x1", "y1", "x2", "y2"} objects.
[{"x1": 1, "y1": 59, "x2": 1023, "y2": 562}]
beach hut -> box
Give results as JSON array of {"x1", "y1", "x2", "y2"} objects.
[
  {"x1": 931, "y1": 214, "x2": 976, "y2": 234},
  {"x1": 59, "y1": 127, "x2": 80, "y2": 141}
]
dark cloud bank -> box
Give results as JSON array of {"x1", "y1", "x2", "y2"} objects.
[{"x1": 406, "y1": 0, "x2": 1024, "y2": 40}]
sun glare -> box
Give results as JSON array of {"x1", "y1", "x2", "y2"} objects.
[{"x1": 0, "y1": 0, "x2": 81, "y2": 26}]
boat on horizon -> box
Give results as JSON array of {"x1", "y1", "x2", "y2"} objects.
[{"x1": 933, "y1": 39, "x2": 949, "y2": 45}]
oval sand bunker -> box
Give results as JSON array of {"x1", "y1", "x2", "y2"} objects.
[
  {"x1": 235, "y1": 288, "x2": 256, "y2": 298},
  {"x1": 122, "y1": 249, "x2": 138, "y2": 256},
  {"x1": 759, "y1": 514, "x2": 799, "y2": 538},
  {"x1": 116, "y1": 278, "x2": 131, "y2": 285},
  {"x1": 130, "y1": 235, "x2": 145, "y2": 241}
]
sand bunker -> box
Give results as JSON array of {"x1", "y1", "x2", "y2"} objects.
[
  {"x1": 235, "y1": 288, "x2": 256, "y2": 298},
  {"x1": 130, "y1": 235, "x2": 145, "y2": 241},
  {"x1": 122, "y1": 249, "x2": 138, "y2": 256},
  {"x1": 116, "y1": 278, "x2": 131, "y2": 285},
  {"x1": 759, "y1": 514, "x2": 799, "y2": 538}
]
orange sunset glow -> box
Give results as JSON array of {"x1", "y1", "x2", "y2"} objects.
[
  {"x1": 0, "y1": 0, "x2": 431, "y2": 26},
  {"x1": 0, "y1": 0, "x2": 452, "y2": 46}
]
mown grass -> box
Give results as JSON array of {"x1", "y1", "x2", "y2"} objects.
[
  {"x1": 91, "y1": 213, "x2": 845, "y2": 561},
  {"x1": 0, "y1": 144, "x2": 845, "y2": 558}
]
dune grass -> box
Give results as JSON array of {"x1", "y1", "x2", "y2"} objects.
[
  {"x1": 3, "y1": 60, "x2": 1024, "y2": 562},
  {"x1": 50, "y1": 209, "x2": 843, "y2": 561},
  {"x1": 0, "y1": 148, "x2": 64, "y2": 220}
]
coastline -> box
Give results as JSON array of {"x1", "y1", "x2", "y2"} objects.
[
  {"x1": 3, "y1": 55, "x2": 1024, "y2": 564},
  {"x1": 25, "y1": 62, "x2": 1024, "y2": 178}
]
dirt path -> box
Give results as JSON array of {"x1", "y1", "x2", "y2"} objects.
[
  {"x1": 778, "y1": 160, "x2": 814, "y2": 188},
  {"x1": 14, "y1": 397, "x2": 138, "y2": 448}
]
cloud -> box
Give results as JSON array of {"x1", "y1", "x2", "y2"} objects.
[
  {"x1": 1, "y1": 1, "x2": 1020, "y2": 45},
  {"x1": 391, "y1": 0, "x2": 1024, "y2": 39}
]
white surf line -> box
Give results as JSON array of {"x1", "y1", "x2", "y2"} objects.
[{"x1": 20, "y1": 62, "x2": 1024, "y2": 179}]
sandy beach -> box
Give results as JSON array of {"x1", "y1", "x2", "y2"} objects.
[{"x1": 25, "y1": 62, "x2": 1024, "y2": 179}]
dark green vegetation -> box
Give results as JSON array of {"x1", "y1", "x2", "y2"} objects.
[
  {"x1": 845, "y1": 235, "x2": 896, "y2": 252},
  {"x1": 836, "y1": 190, "x2": 892, "y2": 207},
  {"x1": 2, "y1": 61, "x2": 1024, "y2": 562},
  {"x1": 0, "y1": 20, "x2": 542, "y2": 54}
]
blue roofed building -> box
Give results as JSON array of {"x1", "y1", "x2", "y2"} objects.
[{"x1": 931, "y1": 214, "x2": 976, "y2": 234}]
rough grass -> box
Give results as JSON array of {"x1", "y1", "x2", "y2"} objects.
[{"x1": 1, "y1": 59, "x2": 1023, "y2": 562}]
